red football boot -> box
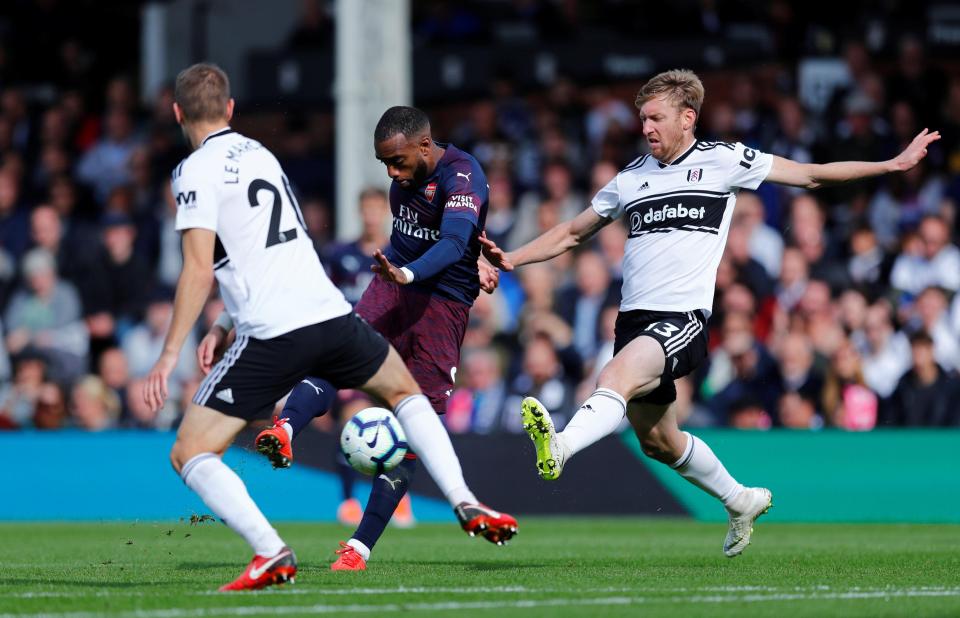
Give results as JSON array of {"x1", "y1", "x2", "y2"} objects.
[
  {"x1": 331, "y1": 541, "x2": 367, "y2": 571},
  {"x1": 454, "y1": 502, "x2": 518, "y2": 545},
  {"x1": 255, "y1": 417, "x2": 293, "y2": 469},
  {"x1": 219, "y1": 547, "x2": 297, "y2": 591}
]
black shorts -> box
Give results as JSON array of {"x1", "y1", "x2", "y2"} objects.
[
  {"x1": 194, "y1": 312, "x2": 390, "y2": 421},
  {"x1": 613, "y1": 309, "x2": 708, "y2": 406}
]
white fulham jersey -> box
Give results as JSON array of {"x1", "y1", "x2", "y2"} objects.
[
  {"x1": 593, "y1": 139, "x2": 773, "y2": 314},
  {"x1": 173, "y1": 128, "x2": 351, "y2": 339}
]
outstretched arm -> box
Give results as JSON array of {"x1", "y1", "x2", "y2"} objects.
[
  {"x1": 481, "y1": 206, "x2": 611, "y2": 271},
  {"x1": 766, "y1": 129, "x2": 940, "y2": 189}
]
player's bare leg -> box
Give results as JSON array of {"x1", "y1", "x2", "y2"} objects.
[
  {"x1": 627, "y1": 401, "x2": 772, "y2": 557},
  {"x1": 171, "y1": 404, "x2": 296, "y2": 590},
  {"x1": 522, "y1": 336, "x2": 662, "y2": 480},
  {"x1": 360, "y1": 346, "x2": 517, "y2": 545}
]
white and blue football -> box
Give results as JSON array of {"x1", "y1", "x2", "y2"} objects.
[{"x1": 339, "y1": 407, "x2": 409, "y2": 476}]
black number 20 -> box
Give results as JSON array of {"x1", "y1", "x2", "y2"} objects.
[{"x1": 248, "y1": 177, "x2": 306, "y2": 248}]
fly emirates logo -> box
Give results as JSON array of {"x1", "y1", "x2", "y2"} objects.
[{"x1": 394, "y1": 204, "x2": 440, "y2": 241}]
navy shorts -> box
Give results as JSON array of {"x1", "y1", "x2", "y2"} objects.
[
  {"x1": 195, "y1": 312, "x2": 389, "y2": 420},
  {"x1": 613, "y1": 309, "x2": 708, "y2": 406},
  {"x1": 355, "y1": 277, "x2": 470, "y2": 413}
]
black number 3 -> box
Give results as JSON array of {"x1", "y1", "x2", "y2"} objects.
[{"x1": 248, "y1": 178, "x2": 302, "y2": 248}]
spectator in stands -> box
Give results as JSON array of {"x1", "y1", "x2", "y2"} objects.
[
  {"x1": 908, "y1": 287, "x2": 960, "y2": 371},
  {"x1": 847, "y1": 226, "x2": 892, "y2": 299},
  {"x1": 4, "y1": 249, "x2": 87, "y2": 382},
  {"x1": 323, "y1": 188, "x2": 389, "y2": 305},
  {"x1": 484, "y1": 173, "x2": 516, "y2": 248},
  {"x1": 734, "y1": 191, "x2": 782, "y2": 279},
  {"x1": 776, "y1": 329, "x2": 821, "y2": 397},
  {"x1": 75, "y1": 106, "x2": 140, "y2": 204},
  {"x1": 883, "y1": 331, "x2": 960, "y2": 426},
  {"x1": 33, "y1": 382, "x2": 67, "y2": 430},
  {"x1": 890, "y1": 215, "x2": 960, "y2": 296},
  {"x1": 77, "y1": 212, "x2": 153, "y2": 350},
  {"x1": 776, "y1": 247, "x2": 808, "y2": 313},
  {"x1": 821, "y1": 338, "x2": 877, "y2": 430},
  {"x1": 0, "y1": 352, "x2": 47, "y2": 428},
  {"x1": 70, "y1": 375, "x2": 120, "y2": 431},
  {"x1": 121, "y1": 286, "x2": 197, "y2": 397},
  {"x1": 98, "y1": 346, "x2": 130, "y2": 420},
  {"x1": 511, "y1": 160, "x2": 583, "y2": 248},
  {"x1": 0, "y1": 170, "x2": 30, "y2": 259},
  {"x1": 445, "y1": 347, "x2": 508, "y2": 434},
  {"x1": 859, "y1": 302, "x2": 911, "y2": 400},
  {"x1": 505, "y1": 332, "x2": 577, "y2": 432},
  {"x1": 702, "y1": 312, "x2": 782, "y2": 424},
  {"x1": 777, "y1": 392, "x2": 821, "y2": 430},
  {"x1": 870, "y1": 162, "x2": 945, "y2": 250},
  {"x1": 556, "y1": 250, "x2": 618, "y2": 360}
]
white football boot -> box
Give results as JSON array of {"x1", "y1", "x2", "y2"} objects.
[{"x1": 723, "y1": 486, "x2": 773, "y2": 557}]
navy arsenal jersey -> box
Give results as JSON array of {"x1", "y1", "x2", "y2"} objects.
[{"x1": 385, "y1": 143, "x2": 489, "y2": 305}]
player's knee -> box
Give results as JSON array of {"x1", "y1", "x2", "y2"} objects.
[
  {"x1": 638, "y1": 426, "x2": 674, "y2": 463},
  {"x1": 169, "y1": 438, "x2": 213, "y2": 475}
]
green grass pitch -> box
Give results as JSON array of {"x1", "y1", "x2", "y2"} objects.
[{"x1": 2, "y1": 519, "x2": 959, "y2": 617}]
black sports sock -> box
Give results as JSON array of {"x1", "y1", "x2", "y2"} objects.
[
  {"x1": 281, "y1": 377, "x2": 336, "y2": 438},
  {"x1": 352, "y1": 455, "x2": 418, "y2": 550}
]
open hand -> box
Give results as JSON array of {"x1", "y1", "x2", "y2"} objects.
[
  {"x1": 478, "y1": 232, "x2": 514, "y2": 272},
  {"x1": 144, "y1": 351, "x2": 178, "y2": 413},
  {"x1": 371, "y1": 250, "x2": 410, "y2": 284},
  {"x1": 891, "y1": 128, "x2": 941, "y2": 172}
]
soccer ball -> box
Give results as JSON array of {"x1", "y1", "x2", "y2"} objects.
[{"x1": 340, "y1": 407, "x2": 409, "y2": 476}]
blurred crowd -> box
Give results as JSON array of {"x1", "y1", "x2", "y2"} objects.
[{"x1": 0, "y1": 1, "x2": 958, "y2": 432}]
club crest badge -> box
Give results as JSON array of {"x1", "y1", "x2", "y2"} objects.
[
  {"x1": 424, "y1": 182, "x2": 437, "y2": 201},
  {"x1": 686, "y1": 168, "x2": 703, "y2": 183}
]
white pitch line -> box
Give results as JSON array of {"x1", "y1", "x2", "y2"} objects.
[{"x1": 2, "y1": 588, "x2": 960, "y2": 618}]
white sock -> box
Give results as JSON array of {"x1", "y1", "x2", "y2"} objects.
[
  {"x1": 559, "y1": 388, "x2": 627, "y2": 456},
  {"x1": 670, "y1": 432, "x2": 743, "y2": 507},
  {"x1": 347, "y1": 538, "x2": 371, "y2": 561},
  {"x1": 282, "y1": 422, "x2": 293, "y2": 441},
  {"x1": 180, "y1": 453, "x2": 285, "y2": 557},
  {"x1": 394, "y1": 395, "x2": 476, "y2": 506}
]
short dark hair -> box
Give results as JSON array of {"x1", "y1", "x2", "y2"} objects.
[
  {"x1": 374, "y1": 106, "x2": 429, "y2": 143},
  {"x1": 909, "y1": 330, "x2": 934, "y2": 347},
  {"x1": 174, "y1": 63, "x2": 230, "y2": 123}
]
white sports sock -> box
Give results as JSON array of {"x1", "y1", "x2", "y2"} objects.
[
  {"x1": 394, "y1": 395, "x2": 477, "y2": 506},
  {"x1": 559, "y1": 388, "x2": 627, "y2": 456},
  {"x1": 670, "y1": 432, "x2": 743, "y2": 506},
  {"x1": 180, "y1": 453, "x2": 285, "y2": 557},
  {"x1": 347, "y1": 538, "x2": 371, "y2": 561},
  {"x1": 282, "y1": 422, "x2": 294, "y2": 441}
]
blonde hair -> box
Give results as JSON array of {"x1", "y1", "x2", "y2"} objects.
[
  {"x1": 635, "y1": 69, "x2": 705, "y2": 118},
  {"x1": 174, "y1": 63, "x2": 231, "y2": 123}
]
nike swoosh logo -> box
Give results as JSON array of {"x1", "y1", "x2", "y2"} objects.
[
  {"x1": 365, "y1": 430, "x2": 380, "y2": 450},
  {"x1": 248, "y1": 549, "x2": 290, "y2": 580}
]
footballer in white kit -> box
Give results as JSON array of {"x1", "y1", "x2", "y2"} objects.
[
  {"x1": 481, "y1": 69, "x2": 938, "y2": 558},
  {"x1": 173, "y1": 128, "x2": 390, "y2": 415},
  {"x1": 147, "y1": 64, "x2": 515, "y2": 592},
  {"x1": 588, "y1": 139, "x2": 771, "y2": 405}
]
